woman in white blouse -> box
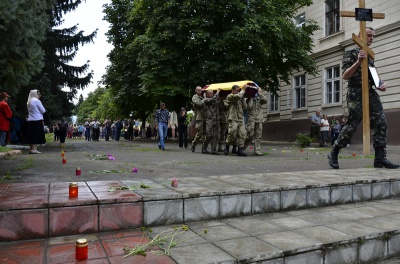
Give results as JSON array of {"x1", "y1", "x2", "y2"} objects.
[
  {"x1": 320, "y1": 114, "x2": 330, "y2": 147},
  {"x1": 24, "y1": 90, "x2": 46, "y2": 154}
]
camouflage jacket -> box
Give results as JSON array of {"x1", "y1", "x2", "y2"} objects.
[
  {"x1": 244, "y1": 93, "x2": 267, "y2": 123},
  {"x1": 226, "y1": 90, "x2": 245, "y2": 121},
  {"x1": 218, "y1": 98, "x2": 228, "y2": 123},
  {"x1": 204, "y1": 94, "x2": 219, "y2": 121},
  {"x1": 342, "y1": 47, "x2": 375, "y2": 88},
  {"x1": 192, "y1": 94, "x2": 205, "y2": 121}
]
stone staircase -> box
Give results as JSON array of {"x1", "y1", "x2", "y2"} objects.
[{"x1": 1, "y1": 168, "x2": 400, "y2": 263}]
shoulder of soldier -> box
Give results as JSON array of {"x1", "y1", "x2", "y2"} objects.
[{"x1": 344, "y1": 48, "x2": 359, "y2": 57}]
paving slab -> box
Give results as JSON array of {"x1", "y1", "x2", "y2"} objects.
[
  {"x1": 2, "y1": 140, "x2": 400, "y2": 262},
  {"x1": 1, "y1": 198, "x2": 400, "y2": 263}
]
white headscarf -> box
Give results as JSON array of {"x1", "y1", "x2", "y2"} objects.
[{"x1": 27, "y1": 90, "x2": 39, "y2": 108}]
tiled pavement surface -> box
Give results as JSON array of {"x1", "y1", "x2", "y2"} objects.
[
  {"x1": 2, "y1": 197, "x2": 400, "y2": 263},
  {"x1": 2, "y1": 140, "x2": 400, "y2": 263},
  {"x1": 2, "y1": 168, "x2": 400, "y2": 241}
]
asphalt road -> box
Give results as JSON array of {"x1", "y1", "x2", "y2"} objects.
[{"x1": 2, "y1": 137, "x2": 400, "y2": 184}]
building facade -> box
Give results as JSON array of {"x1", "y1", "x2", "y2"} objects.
[{"x1": 263, "y1": 0, "x2": 400, "y2": 145}]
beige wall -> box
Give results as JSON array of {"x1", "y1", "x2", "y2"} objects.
[
  {"x1": 269, "y1": 0, "x2": 400, "y2": 117},
  {"x1": 264, "y1": 0, "x2": 400, "y2": 143}
]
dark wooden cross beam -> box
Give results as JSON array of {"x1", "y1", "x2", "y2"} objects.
[{"x1": 340, "y1": 0, "x2": 385, "y2": 155}]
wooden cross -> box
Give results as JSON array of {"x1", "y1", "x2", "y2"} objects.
[{"x1": 340, "y1": 0, "x2": 385, "y2": 155}]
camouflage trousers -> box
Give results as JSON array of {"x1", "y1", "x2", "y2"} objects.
[
  {"x1": 226, "y1": 120, "x2": 246, "y2": 147},
  {"x1": 244, "y1": 122, "x2": 262, "y2": 152},
  {"x1": 203, "y1": 120, "x2": 220, "y2": 152},
  {"x1": 335, "y1": 87, "x2": 387, "y2": 149},
  {"x1": 192, "y1": 120, "x2": 205, "y2": 147},
  {"x1": 219, "y1": 122, "x2": 228, "y2": 144}
]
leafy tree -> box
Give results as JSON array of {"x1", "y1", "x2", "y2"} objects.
[
  {"x1": 73, "y1": 94, "x2": 85, "y2": 115},
  {"x1": 103, "y1": 0, "x2": 319, "y2": 118},
  {"x1": 130, "y1": 0, "x2": 319, "y2": 98},
  {"x1": 13, "y1": 0, "x2": 97, "y2": 125},
  {"x1": 91, "y1": 88, "x2": 122, "y2": 122},
  {"x1": 76, "y1": 88, "x2": 105, "y2": 124},
  {"x1": 103, "y1": 0, "x2": 157, "y2": 129},
  {"x1": 0, "y1": 0, "x2": 50, "y2": 94}
]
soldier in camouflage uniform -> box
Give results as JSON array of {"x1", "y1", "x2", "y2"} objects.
[
  {"x1": 191, "y1": 86, "x2": 206, "y2": 152},
  {"x1": 202, "y1": 89, "x2": 221, "y2": 154},
  {"x1": 243, "y1": 87, "x2": 267, "y2": 156},
  {"x1": 217, "y1": 95, "x2": 228, "y2": 152},
  {"x1": 224, "y1": 84, "x2": 248, "y2": 156},
  {"x1": 328, "y1": 27, "x2": 399, "y2": 169}
]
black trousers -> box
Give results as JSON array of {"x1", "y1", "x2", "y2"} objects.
[
  {"x1": 93, "y1": 128, "x2": 100, "y2": 141},
  {"x1": 178, "y1": 125, "x2": 188, "y2": 148}
]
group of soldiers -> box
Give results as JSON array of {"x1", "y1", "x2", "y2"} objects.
[{"x1": 190, "y1": 84, "x2": 267, "y2": 156}]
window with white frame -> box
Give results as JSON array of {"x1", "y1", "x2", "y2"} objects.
[
  {"x1": 295, "y1": 12, "x2": 306, "y2": 28},
  {"x1": 269, "y1": 93, "x2": 278, "y2": 112},
  {"x1": 325, "y1": 0, "x2": 340, "y2": 36},
  {"x1": 325, "y1": 65, "x2": 341, "y2": 104},
  {"x1": 293, "y1": 75, "x2": 306, "y2": 109}
]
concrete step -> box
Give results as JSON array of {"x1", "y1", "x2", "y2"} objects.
[
  {"x1": 1, "y1": 197, "x2": 400, "y2": 263},
  {"x1": 1, "y1": 168, "x2": 400, "y2": 242}
]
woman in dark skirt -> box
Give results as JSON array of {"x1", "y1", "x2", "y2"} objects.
[{"x1": 24, "y1": 90, "x2": 46, "y2": 154}]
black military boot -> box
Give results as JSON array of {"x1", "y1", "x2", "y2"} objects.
[
  {"x1": 232, "y1": 145, "x2": 237, "y2": 154},
  {"x1": 202, "y1": 146, "x2": 210, "y2": 154},
  {"x1": 374, "y1": 148, "x2": 400, "y2": 169},
  {"x1": 224, "y1": 145, "x2": 230, "y2": 156},
  {"x1": 237, "y1": 147, "x2": 247, "y2": 157},
  {"x1": 328, "y1": 146, "x2": 340, "y2": 169}
]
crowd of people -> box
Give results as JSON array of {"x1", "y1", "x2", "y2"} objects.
[
  {"x1": 50, "y1": 117, "x2": 150, "y2": 147},
  {"x1": 154, "y1": 84, "x2": 267, "y2": 156},
  {"x1": 310, "y1": 110, "x2": 348, "y2": 147}
]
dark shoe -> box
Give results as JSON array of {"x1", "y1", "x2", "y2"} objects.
[
  {"x1": 374, "y1": 148, "x2": 400, "y2": 169},
  {"x1": 328, "y1": 146, "x2": 340, "y2": 169},
  {"x1": 237, "y1": 147, "x2": 247, "y2": 157},
  {"x1": 158, "y1": 145, "x2": 161, "y2": 150},
  {"x1": 202, "y1": 148, "x2": 210, "y2": 154},
  {"x1": 191, "y1": 145, "x2": 195, "y2": 152},
  {"x1": 232, "y1": 145, "x2": 237, "y2": 154},
  {"x1": 224, "y1": 145, "x2": 230, "y2": 156}
]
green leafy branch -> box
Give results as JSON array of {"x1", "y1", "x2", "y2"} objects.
[
  {"x1": 123, "y1": 225, "x2": 207, "y2": 257},
  {"x1": 108, "y1": 183, "x2": 151, "y2": 192}
]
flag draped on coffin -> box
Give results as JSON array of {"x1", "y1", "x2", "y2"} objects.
[{"x1": 203, "y1": 80, "x2": 259, "y2": 97}]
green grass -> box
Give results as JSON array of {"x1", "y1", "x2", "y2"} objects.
[
  {"x1": 134, "y1": 147, "x2": 160, "y2": 152},
  {"x1": 339, "y1": 154, "x2": 374, "y2": 159},
  {"x1": 16, "y1": 156, "x2": 35, "y2": 170},
  {"x1": 0, "y1": 170, "x2": 12, "y2": 184},
  {"x1": 45, "y1": 133, "x2": 54, "y2": 142},
  {"x1": 0, "y1": 146, "x2": 12, "y2": 152}
]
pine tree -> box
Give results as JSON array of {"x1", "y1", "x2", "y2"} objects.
[
  {"x1": 0, "y1": 0, "x2": 50, "y2": 94},
  {"x1": 14, "y1": 0, "x2": 97, "y2": 123}
]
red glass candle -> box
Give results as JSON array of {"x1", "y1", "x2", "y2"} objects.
[
  {"x1": 76, "y1": 167, "x2": 81, "y2": 176},
  {"x1": 61, "y1": 150, "x2": 65, "y2": 157},
  {"x1": 62, "y1": 158, "x2": 66, "y2": 164},
  {"x1": 171, "y1": 177, "x2": 178, "y2": 187},
  {"x1": 75, "y1": 238, "x2": 88, "y2": 260},
  {"x1": 69, "y1": 182, "x2": 78, "y2": 198}
]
